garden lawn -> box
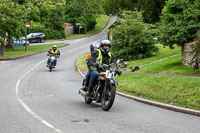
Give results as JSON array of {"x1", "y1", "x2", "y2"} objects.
[
  {"x1": 138, "y1": 54, "x2": 200, "y2": 75},
  {"x1": 116, "y1": 73, "x2": 200, "y2": 110},
  {"x1": 122, "y1": 44, "x2": 181, "y2": 71},
  {"x1": 0, "y1": 43, "x2": 67, "y2": 60}
]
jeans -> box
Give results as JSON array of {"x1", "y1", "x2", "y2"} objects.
[
  {"x1": 89, "y1": 70, "x2": 99, "y2": 87},
  {"x1": 85, "y1": 70, "x2": 91, "y2": 86},
  {"x1": 47, "y1": 57, "x2": 57, "y2": 66}
]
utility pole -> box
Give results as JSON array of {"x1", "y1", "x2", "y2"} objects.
[
  {"x1": 25, "y1": 22, "x2": 28, "y2": 52},
  {"x1": 25, "y1": 0, "x2": 31, "y2": 52}
]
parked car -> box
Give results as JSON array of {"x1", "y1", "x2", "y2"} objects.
[
  {"x1": 13, "y1": 39, "x2": 29, "y2": 46},
  {"x1": 27, "y1": 33, "x2": 46, "y2": 43}
]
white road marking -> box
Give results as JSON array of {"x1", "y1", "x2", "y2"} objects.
[
  {"x1": 15, "y1": 59, "x2": 62, "y2": 133},
  {"x1": 80, "y1": 45, "x2": 88, "y2": 48},
  {"x1": 0, "y1": 61, "x2": 11, "y2": 64},
  {"x1": 69, "y1": 47, "x2": 79, "y2": 52}
]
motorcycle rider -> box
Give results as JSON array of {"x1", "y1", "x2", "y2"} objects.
[
  {"x1": 86, "y1": 39, "x2": 120, "y2": 97},
  {"x1": 80, "y1": 42, "x2": 100, "y2": 91},
  {"x1": 46, "y1": 45, "x2": 60, "y2": 67}
]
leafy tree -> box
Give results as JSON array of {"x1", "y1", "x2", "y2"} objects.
[
  {"x1": 158, "y1": 0, "x2": 200, "y2": 48},
  {"x1": 103, "y1": 0, "x2": 165, "y2": 23},
  {"x1": 137, "y1": 0, "x2": 166, "y2": 23},
  {"x1": 29, "y1": 0, "x2": 66, "y2": 39},
  {"x1": 66, "y1": 0, "x2": 103, "y2": 33},
  {"x1": 103, "y1": 0, "x2": 137, "y2": 16},
  {"x1": 110, "y1": 10, "x2": 158, "y2": 60},
  {"x1": 0, "y1": 0, "x2": 26, "y2": 55}
]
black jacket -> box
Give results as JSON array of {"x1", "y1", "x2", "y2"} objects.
[{"x1": 87, "y1": 50, "x2": 116, "y2": 71}]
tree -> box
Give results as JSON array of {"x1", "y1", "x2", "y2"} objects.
[
  {"x1": 0, "y1": 0, "x2": 26, "y2": 56},
  {"x1": 65, "y1": 0, "x2": 103, "y2": 33},
  {"x1": 158, "y1": 0, "x2": 200, "y2": 66},
  {"x1": 103, "y1": 0, "x2": 137, "y2": 16},
  {"x1": 28, "y1": 0, "x2": 66, "y2": 39},
  {"x1": 137, "y1": 0, "x2": 166, "y2": 23},
  {"x1": 103, "y1": 0, "x2": 165, "y2": 23},
  {"x1": 110, "y1": 10, "x2": 158, "y2": 60},
  {"x1": 158, "y1": 0, "x2": 200, "y2": 48}
]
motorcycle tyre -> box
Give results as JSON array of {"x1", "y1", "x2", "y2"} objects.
[
  {"x1": 49, "y1": 67, "x2": 52, "y2": 72},
  {"x1": 101, "y1": 83, "x2": 116, "y2": 111},
  {"x1": 85, "y1": 96, "x2": 92, "y2": 104}
]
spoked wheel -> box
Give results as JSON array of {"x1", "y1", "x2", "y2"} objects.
[
  {"x1": 85, "y1": 96, "x2": 92, "y2": 104},
  {"x1": 101, "y1": 83, "x2": 116, "y2": 111}
]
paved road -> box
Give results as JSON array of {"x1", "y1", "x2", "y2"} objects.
[{"x1": 0, "y1": 17, "x2": 200, "y2": 133}]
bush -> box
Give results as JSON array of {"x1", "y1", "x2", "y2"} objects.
[
  {"x1": 28, "y1": 21, "x2": 65, "y2": 39},
  {"x1": 86, "y1": 17, "x2": 97, "y2": 31},
  {"x1": 110, "y1": 10, "x2": 159, "y2": 61},
  {"x1": 28, "y1": 21, "x2": 45, "y2": 34},
  {"x1": 44, "y1": 29, "x2": 65, "y2": 39},
  {"x1": 70, "y1": 17, "x2": 97, "y2": 34}
]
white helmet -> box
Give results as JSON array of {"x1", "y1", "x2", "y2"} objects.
[
  {"x1": 52, "y1": 45, "x2": 57, "y2": 48},
  {"x1": 100, "y1": 40, "x2": 111, "y2": 53}
]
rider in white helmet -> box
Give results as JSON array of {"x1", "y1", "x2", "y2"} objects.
[
  {"x1": 46, "y1": 45, "x2": 60, "y2": 67},
  {"x1": 85, "y1": 40, "x2": 120, "y2": 96}
]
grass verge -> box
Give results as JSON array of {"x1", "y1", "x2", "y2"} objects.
[
  {"x1": 66, "y1": 15, "x2": 110, "y2": 39},
  {"x1": 0, "y1": 43, "x2": 67, "y2": 60},
  {"x1": 76, "y1": 52, "x2": 89, "y2": 71},
  {"x1": 117, "y1": 73, "x2": 200, "y2": 110}
]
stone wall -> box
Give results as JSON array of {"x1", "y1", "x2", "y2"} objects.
[{"x1": 182, "y1": 42, "x2": 200, "y2": 69}]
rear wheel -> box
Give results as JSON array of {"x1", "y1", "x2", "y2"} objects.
[{"x1": 101, "y1": 83, "x2": 116, "y2": 111}]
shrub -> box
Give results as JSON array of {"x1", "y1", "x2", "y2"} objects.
[{"x1": 110, "y1": 10, "x2": 158, "y2": 61}]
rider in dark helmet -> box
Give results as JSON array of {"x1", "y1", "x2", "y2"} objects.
[
  {"x1": 85, "y1": 39, "x2": 117, "y2": 96},
  {"x1": 80, "y1": 42, "x2": 100, "y2": 91}
]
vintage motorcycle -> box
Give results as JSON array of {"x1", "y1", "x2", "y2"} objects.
[
  {"x1": 79, "y1": 63, "x2": 121, "y2": 111},
  {"x1": 47, "y1": 53, "x2": 57, "y2": 72}
]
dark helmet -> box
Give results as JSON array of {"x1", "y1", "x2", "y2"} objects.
[
  {"x1": 90, "y1": 42, "x2": 100, "y2": 53},
  {"x1": 100, "y1": 40, "x2": 111, "y2": 53}
]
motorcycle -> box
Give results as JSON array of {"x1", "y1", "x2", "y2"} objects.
[
  {"x1": 47, "y1": 53, "x2": 57, "y2": 72},
  {"x1": 79, "y1": 63, "x2": 121, "y2": 111}
]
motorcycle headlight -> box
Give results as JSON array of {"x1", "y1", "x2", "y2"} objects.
[{"x1": 110, "y1": 63, "x2": 117, "y2": 71}]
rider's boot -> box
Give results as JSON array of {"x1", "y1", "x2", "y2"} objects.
[
  {"x1": 80, "y1": 82, "x2": 87, "y2": 91},
  {"x1": 85, "y1": 85, "x2": 92, "y2": 97}
]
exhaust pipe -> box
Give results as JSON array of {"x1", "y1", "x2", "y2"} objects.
[{"x1": 79, "y1": 89, "x2": 86, "y2": 97}]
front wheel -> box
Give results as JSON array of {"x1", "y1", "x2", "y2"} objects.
[
  {"x1": 49, "y1": 66, "x2": 52, "y2": 72},
  {"x1": 101, "y1": 83, "x2": 116, "y2": 111},
  {"x1": 49, "y1": 62, "x2": 53, "y2": 72}
]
